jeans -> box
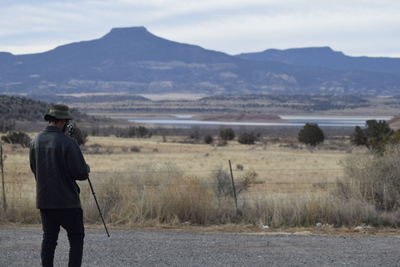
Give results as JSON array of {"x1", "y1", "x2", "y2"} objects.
[{"x1": 40, "y1": 208, "x2": 85, "y2": 267}]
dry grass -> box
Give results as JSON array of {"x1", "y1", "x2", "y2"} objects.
[
  {"x1": 81, "y1": 136, "x2": 346, "y2": 186},
  {"x1": 337, "y1": 145, "x2": 400, "y2": 212},
  {"x1": 2, "y1": 135, "x2": 398, "y2": 227}
]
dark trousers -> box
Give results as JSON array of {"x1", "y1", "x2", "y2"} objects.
[{"x1": 40, "y1": 208, "x2": 85, "y2": 267}]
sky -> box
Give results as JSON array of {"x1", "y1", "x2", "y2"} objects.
[{"x1": 0, "y1": 0, "x2": 399, "y2": 57}]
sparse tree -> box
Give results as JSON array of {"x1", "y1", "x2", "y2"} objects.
[
  {"x1": 298, "y1": 123, "x2": 324, "y2": 146},
  {"x1": 238, "y1": 132, "x2": 256, "y2": 145},
  {"x1": 136, "y1": 126, "x2": 151, "y2": 138},
  {"x1": 351, "y1": 120, "x2": 394, "y2": 152},
  {"x1": 364, "y1": 120, "x2": 393, "y2": 151},
  {"x1": 351, "y1": 126, "x2": 367, "y2": 146},
  {"x1": 117, "y1": 126, "x2": 151, "y2": 138},
  {"x1": 1, "y1": 131, "x2": 31, "y2": 147},
  {"x1": 189, "y1": 127, "x2": 201, "y2": 141},
  {"x1": 204, "y1": 134, "x2": 213, "y2": 144},
  {"x1": 219, "y1": 128, "x2": 235, "y2": 141}
]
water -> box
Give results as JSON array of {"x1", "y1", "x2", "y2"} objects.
[{"x1": 118, "y1": 115, "x2": 392, "y2": 128}]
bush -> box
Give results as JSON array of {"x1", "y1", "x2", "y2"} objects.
[
  {"x1": 238, "y1": 132, "x2": 256, "y2": 145},
  {"x1": 217, "y1": 139, "x2": 227, "y2": 146},
  {"x1": 1, "y1": 131, "x2": 31, "y2": 147},
  {"x1": 219, "y1": 128, "x2": 235, "y2": 141},
  {"x1": 136, "y1": 126, "x2": 151, "y2": 138},
  {"x1": 212, "y1": 168, "x2": 255, "y2": 198},
  {"x1": 204, "y1": 134, "x2": 214, "y2": 144},
  {"x1": 116, "y1": 126, "x2": 152, "y2": 138},
  {"x1": 189, "y1": 127, "x2": 201, "y2": 141},
  {"x1": 298, "y1": 123, "x2": 324, "y2": 146},
  {"x1": 337, "y1": 145, "x2": 400, "y2": 211},
  {"x1": 130, "y1": 146, "x2": 141, "y2": 152}
]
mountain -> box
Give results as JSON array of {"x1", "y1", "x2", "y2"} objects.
[
  {"x1": 1, "y1": 27, "x2": 400, "y2": 95},
  {"x1": 237, "y1": 47, "x2": 400, "y2": 75}
]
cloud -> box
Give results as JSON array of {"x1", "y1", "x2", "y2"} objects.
[
  {"x1": 152, "y1": 2, "x2": 400, "y2": 56},
  {"x1": 0, "y1": 0, "x2": 399, "y2": 56}
]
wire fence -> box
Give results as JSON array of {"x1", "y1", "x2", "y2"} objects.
[
  {"x1": 0, "y1": 164, "x2": 358, "y2": 221},
  {"x1": 2, "y1": 166, "x2": 345, "y2": 196}
]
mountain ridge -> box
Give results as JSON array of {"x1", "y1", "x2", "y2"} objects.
[
  {"x1": 237, "y1": 47, "x2": 400, "y2": 75},
  {"x1": 0, "y1": 27, "x2": 399, "y2": 95}
]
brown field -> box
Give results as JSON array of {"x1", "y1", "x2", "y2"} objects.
[
  {"x1": 2, "y1": 135, "x2": 397, "y2": 228},
  {"x1": 1, "y1": 135, "x2": 349, "y2": 191}
]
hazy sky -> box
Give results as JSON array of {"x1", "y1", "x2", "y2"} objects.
[{"x1": 1, "y1": 0, "x2": 399, "y2": 57}]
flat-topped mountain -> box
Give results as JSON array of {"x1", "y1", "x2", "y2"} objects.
[{"x1": 1, "y1": 27, "x2": 399, "y2": 95}]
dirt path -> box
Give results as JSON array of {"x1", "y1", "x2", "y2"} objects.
[{"x1": 1, "y1": 227, "x2": 400, "y2": 266}]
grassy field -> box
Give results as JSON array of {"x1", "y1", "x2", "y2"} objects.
[
  {"x1": 2, "y1": 135, "x2": 398, "y2": 228},
  {"x1": 2, "y1": 135, "x2": 348, "y2": 189}
]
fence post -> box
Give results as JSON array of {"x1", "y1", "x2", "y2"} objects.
[
  {"x1": 0, "y1": 142, "x2": 7, "y2": 212},
  {"x1": 228, "y1": 160, "x2": 239, "y2": 216}
]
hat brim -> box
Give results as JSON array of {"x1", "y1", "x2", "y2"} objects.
[{"x1": 44, "y1": 114, "x2": 73, "y2": 121}]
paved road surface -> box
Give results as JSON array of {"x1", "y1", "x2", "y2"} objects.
[{"x1": 1, "y1": 227, "x2": 400, "y2": 266}]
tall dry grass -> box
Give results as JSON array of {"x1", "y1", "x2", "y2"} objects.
[
  {"x1": 79, "y1": 156, "x2": 400, "y2": 227},
  {"x1": 2, "y1": 147, "x2": 400, "y2": 227},
  {"x1": 336, "y1": 145, "x2": 400, "y2": 214}
]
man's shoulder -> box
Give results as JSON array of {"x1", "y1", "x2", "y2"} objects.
[{"x1": 34, "y1": 130, "x2": 77, "y2": 146}]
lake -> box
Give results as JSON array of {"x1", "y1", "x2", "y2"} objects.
[{"x1": 119, "y1": 115, "x2": 392, "y2": 128}]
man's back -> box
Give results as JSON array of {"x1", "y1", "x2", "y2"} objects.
[{"x1": 30, "y1": 125, "x2": 88, "y2": 209}]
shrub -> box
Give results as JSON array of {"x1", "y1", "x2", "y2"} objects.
[
  {"x1": 204, "y1": 134, "x2": 213, "y2": 144},
  {"x1": 337, "y1": 145, "x2": 400, "y2": 211},
  {"x1": 130, "y1": 146, "x2": 141, "y2": 152},
  {"x1": 136, "y1": 126, "x2": 151, "y2": 138},
  {"x1": 1, "y1": 131, "x2": 31, "y2": 147},
  {"x1": 217, "y1": 139, "x2": 227, "y2": 146},
  {"x1": 219, "y1": 128, "x2": 235, "y2": 141},
  {"x1": 211, "y1": 168, "x2": 255, "y2": 198},
  {"x1": 298, "y1": 123, "x2": 324, "y2": 146},
  {"x1": 238, "y1": 132, "x2": 256, "y2": 145},
  {"x1": 189, "y1": 127, "x2": 201, "y2": 141},
  {"x1": 212, "y1": 168, "x2": 233, "y2": 198},
  {"x1": 116, "y1": 126, "x2": 151, "y2": 138}
]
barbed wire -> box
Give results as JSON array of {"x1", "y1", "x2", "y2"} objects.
[
  {"x1": 2, "y1": 163, "x2": 348, "y2": 197},
  {"x1": 2, "y1": 180, "x2": 358, "y2": 187},
  {"x1": 86, "y1": 168, "x2": 343, "y2": 175},
  {"x1": 1, "y1": 168, "x2": 344, "y2": 180}
]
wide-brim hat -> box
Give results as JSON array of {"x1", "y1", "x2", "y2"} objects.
[{"x1": 44, "y1": 104, "x2": 74, "y2": 121}]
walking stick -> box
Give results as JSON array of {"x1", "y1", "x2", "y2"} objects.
[
  {"x1": 67, "y1": 124, "x2": 110, "y2": 237},
  {"x1": 87, "y1": 176, "x2": 110, "y2": 237}
]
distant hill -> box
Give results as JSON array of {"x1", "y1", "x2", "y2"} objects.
[
  {"x1": 27, "y1": 94, "x2": 150, "y2": 104},
  {"x1": 1, "y1": 27, "x2": 400, "y2": 95},
  {"x1": 0, "y1": 95, "x2": 93, "y2": 122},
  {"x1": 237, "y1": 47, "x2": 400, "y2": 75}
]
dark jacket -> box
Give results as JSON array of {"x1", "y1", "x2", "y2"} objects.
[{"x1": 29, "y1": 126, "x2": 89, "y2": 209}]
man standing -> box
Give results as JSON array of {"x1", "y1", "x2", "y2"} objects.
[{"x1": 29, "y1": 104, "x2": 89, "y2": 267}]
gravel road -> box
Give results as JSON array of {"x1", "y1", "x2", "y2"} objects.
[{"x1": 1, "y1": 227, "x2": 400, "y2": 266}]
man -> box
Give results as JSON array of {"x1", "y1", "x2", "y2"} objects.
[{"x1": 29, "y1": 104, "x2": 90, "y2": 267}]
